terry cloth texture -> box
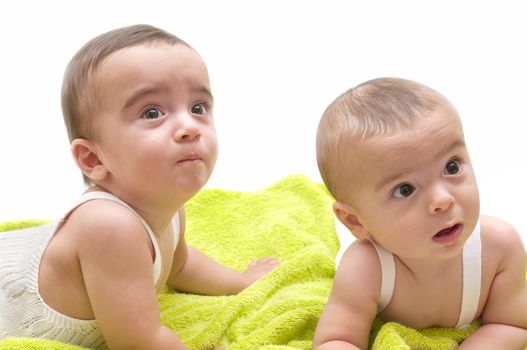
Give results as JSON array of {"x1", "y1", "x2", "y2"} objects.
[{"x1": 0, "y1": 174, "x2": 510, "y2": 350}]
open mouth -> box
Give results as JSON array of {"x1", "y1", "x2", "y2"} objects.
[{"x1": 432, "y1": 223, "x2": 463, "y2": 244}]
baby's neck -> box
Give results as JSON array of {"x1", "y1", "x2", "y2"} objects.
[
  {"x1": 396, "y1": 253, "x2": 462, "y2": 282},
  {"x1": 133, "y1": 206, "x2": 180, "y2": 237},
  {"x1": 85, "y1": 185, "x2": 184, "y2": 236}
]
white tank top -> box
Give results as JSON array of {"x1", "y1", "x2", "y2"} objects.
[
  {"x1": 0, "y1": 191, "x2": 180, "y2": 348},
  {"x1": 372, "y1": 220, "x2": 481, "y2": 328}
]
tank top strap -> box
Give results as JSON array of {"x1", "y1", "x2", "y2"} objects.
[
  {"x1": 171, "y1": 213, "x2": 180, "y2": 252},
  {"x1": 72, "y1": 191, "x2": 162, "y2": 286},
  {"x1": 370, "y1": 240, "x2": 396, "y2": 313},
  {"x1": 456, "y1": 220, "x2": 482, "y2": 328}
]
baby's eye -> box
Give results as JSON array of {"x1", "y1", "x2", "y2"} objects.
[
  {"x1": 142, "y1": 107, "x2": 164, "y2": 120},
  {"x1": 392, "y1": 183, "x2": 416, "y2": 198},
  {"x1": 191, "y1": 103, "x2": 208, "y2": 115},
  {"x1": 444, "y1": 159, "x2": 461, "y2": 175}
]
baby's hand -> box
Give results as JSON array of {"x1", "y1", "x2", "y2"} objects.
[{"x1": 242, "y1": 257, "x2": 279, "y2": 287}]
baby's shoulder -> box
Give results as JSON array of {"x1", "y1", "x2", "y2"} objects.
[
  {"x1": 332, "y1": 240, "x2": 383, "y2": 304},
  {"x1": 479, "y1": 215, "x2": 525, "y2": 272},
  {"x1": 478, "y1": 216, "x2": 527, "y2": 327},
  {"x1": 341, "y1": 239, "x2": 380, "y2": 262},
  {"x1": 65, "y1": 198, "x2": 148, "y2": 248},
  {"x1": 337, "y1": 240, "x2": 382, "y2": 279},
  {"x1": 480, "y1": 215, "x2": 524, "y2": 253}
]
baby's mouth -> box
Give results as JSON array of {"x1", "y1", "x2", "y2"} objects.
[
  {"x1": 177, "y1": 154, "x2": 202, "y2": 163},
  {"x1": 432, "y1": 223, "x2": 463, "y2": 244}
]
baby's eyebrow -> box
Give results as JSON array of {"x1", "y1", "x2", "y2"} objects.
[
  {"x1": 434, "y1": 139, "x2": 466, "y2": 161},
  {"x1": 193, "y1": 86, "x2": 214, "y2": 103},
  {"x1": 123, "y1": 86, "x2": 164, "y2": 111},
  {"x1": 374, "y1": 139, "x2": 466, "y2": 191},
  {"x1": 375, "y1": 171, "x2": 405, "y2": 191}
]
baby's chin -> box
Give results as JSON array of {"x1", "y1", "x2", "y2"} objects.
[{"x1": 177, "y1": 172, "x2": 213, "y2": 194}]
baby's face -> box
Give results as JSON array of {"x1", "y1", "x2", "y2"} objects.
[
  {"x1": 346, "y1": 106, "x2": 480, "y2": 260},
  {"x1": 90, "y1": 43, "x2": 218, "y2": 203}
]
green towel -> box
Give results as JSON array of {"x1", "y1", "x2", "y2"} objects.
[{"x1": 0, "y1": 174, "x2": 505, "y2": 349}]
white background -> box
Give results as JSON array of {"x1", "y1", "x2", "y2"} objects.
[{"x1": 1, "y1": 1, "x2": 526, "y2": 244}]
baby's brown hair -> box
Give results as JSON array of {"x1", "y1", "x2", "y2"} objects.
[{"x1": 316, "y1": 77, "x2": 451, "y2": 202}]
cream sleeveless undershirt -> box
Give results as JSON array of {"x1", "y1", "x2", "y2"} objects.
[
  {"x1": 371, "y1": 221, "x2": 482, "y2": 328},
  {"x1": 0, "y1": 191, "x2": 179, "y2": 349}
]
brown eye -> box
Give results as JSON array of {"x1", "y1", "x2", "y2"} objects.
[
  {"x1": 393, "y1": 183, "x2": 415, "y2": 198},
  {"x1": 444, "y1": 160, "x2": 461, "y2": 175},
  {"x1": 142, "y1": 107, "x2": 161, "y2": 120},
  {"x1": 191, "y1": 104, "x2": 207, "y2": 115}
]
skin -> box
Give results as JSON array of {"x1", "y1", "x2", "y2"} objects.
[
  {"x1": 313, "y1": 104, "x2": 527, "y2": 349},
  {"x1": 38, "y1": 43, "x2": 278, "y2": 350}
]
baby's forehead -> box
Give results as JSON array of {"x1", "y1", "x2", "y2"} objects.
[
  {"x1": 351, "y1": 125, "x2": 465, "y2": 181},
  {"x1": 359, "y1": 116, "x2": 463, "y2": 153},
  {"x1": 97, "y1": 42, "x2": 197, "y2": 70},
  {"x1": 92, "y1": 43, "x2": 208, "y2": 95}
]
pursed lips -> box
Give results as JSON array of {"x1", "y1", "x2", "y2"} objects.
[{"x1": 177, "y1": 154, "x2": 202, "y2": 163}]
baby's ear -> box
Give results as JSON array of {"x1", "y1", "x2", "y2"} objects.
[
  {"x1": 333, "y1": 201, "x2": 370, "y2": 240},
  {"x1": 71, "y1": 139, "x2": 108, "y2": 182}
]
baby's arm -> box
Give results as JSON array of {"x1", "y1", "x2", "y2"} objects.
[
  {"x1": 76, "y1": 201, "x2": 190, "y2": 349},
  {"x1": 460, "y1": 216, "x2": 527, "y2": 349},
  {"x1": 458, "y1": 324, "x2": 527, "y2": 349},
  {"x1": 166, "y1": 208, "x2": 278, "y2": 295},
  {"x1": 313, "y1": 240, "x2": 380, "y2": 350}
]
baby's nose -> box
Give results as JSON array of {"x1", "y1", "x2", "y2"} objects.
[{"x1": 174, "y1": 115, "x2": 201, "y2": 142}]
